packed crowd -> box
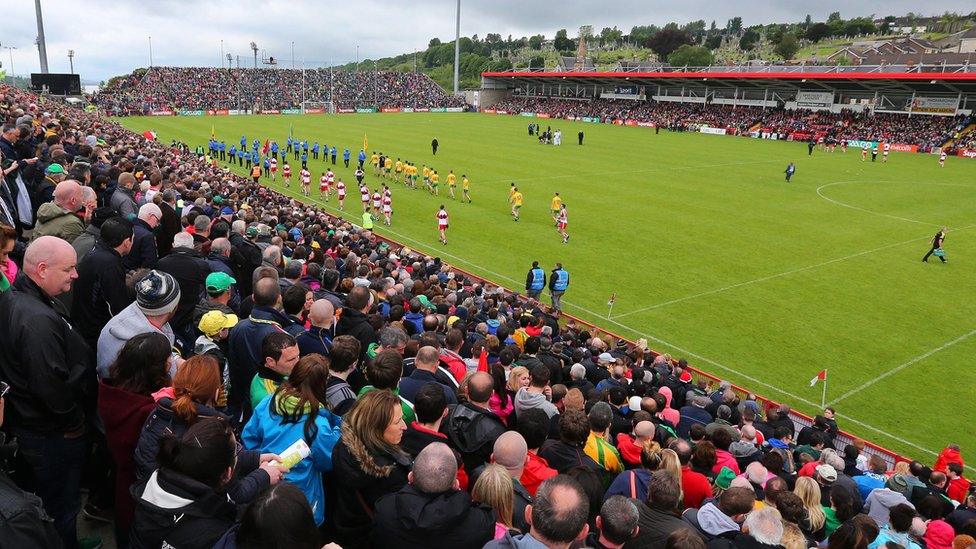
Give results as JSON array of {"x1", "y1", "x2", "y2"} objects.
[
  {"x1": 1, "y1": 82, "x2": 975, "y2": 549},
  {"x1": 95, "y1": 67, "x2": 465, "y2": 114},
  {"x1": 490, "y1": 97, "x2": 968, "y2": 152}
]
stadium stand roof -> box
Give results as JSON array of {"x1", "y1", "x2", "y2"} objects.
[{"x1": 482, "y1": 65, "x2": 976, "y2": 96}]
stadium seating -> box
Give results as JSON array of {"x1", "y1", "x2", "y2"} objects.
[
  {"x1": 96, "y1": 67, "x2": 465, "y2": 114},
  {"x1": 2, "y1": 82, "x2": 972, "y2": 549},
  {"x1": 492, "y1": 96, "x2": 970, "y2": 152}
]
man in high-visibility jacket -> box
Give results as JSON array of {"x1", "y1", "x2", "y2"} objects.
[
  {"x1": 549, "y1": 263, "x2": 569, "y2": 313},
  {"x1": 525, "y1": 261, "x2": 546, "y2": 300}
]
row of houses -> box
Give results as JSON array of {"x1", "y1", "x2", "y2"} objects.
[{"x1": 825, "y1": 27, "x2": 976, "y2": 64}]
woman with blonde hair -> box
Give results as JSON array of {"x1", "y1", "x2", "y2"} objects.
[
  {"x1": 332, "y1": 389, "x2": 411, "y2": 548},
  {"x1": 794, "y1": 476, "x2": 827, "y2": 542},
  {"x1": 506, "y1": 366, "x2": 530, "y2": 393},
  {"x1": 606, "y1": 439, "x2": 663, "y2": 501},
  {"x1": 472, "y1": 463, "x2": 516, "y2": 539}
]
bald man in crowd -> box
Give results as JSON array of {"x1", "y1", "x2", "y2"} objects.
[
  {"x1": 373, "y1": 442, "x2": 494, "y2": 548},
  {"x1": 0, "y1": 236, "x2": 95, "y2": 549},
  {"x1": 485, "y1": 475, "x2": 591, "y2": 549},
  {"x1": 492, "y1": 431, "x2": 534, "y2": 533},
  {"x1": 31, "y1": 179, "x2": 86, "y2": 243},
  {"x1": 296, "y1": 299, "x2": 334, "y2": 357},
  {"x1": 446, "y1": 371, "x2": 507, "y2": 471},
  {"x1": 125, "y1": 202, "x2": 162, "y2": 270},
  {"x1": 399, "y1": 345, "x2": 457, "y2": 405}
]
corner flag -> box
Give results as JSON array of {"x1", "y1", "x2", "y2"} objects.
[
  {"x1": 809, "y1": 369, "x2": 827, "y2": 386},
  {"x1": 363, "y1": 132, "x2": 368, "y2": 151},
  {"x1": 210, "y1": 124, "x2": 215, "y2": 139}
]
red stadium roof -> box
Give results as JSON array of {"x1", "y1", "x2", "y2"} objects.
[{"x1": 481, "y1": 69, "x2": 976, "y2": 95}]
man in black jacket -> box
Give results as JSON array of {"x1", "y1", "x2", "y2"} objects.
[
  {"x1": 628, "y1": 471, "x2": 703, "y2": 548},
  {"x1": 228, "y1": 221, "x2": 262, "y2": 297},
  {"x1": 372, "y1": 442, "x2": 494, "y2": 548},
  {"x1": 123, "y1": 202, "x2": 160, "y2": 270},
  {"x1": 0, "y1": 236, "x2": 95, "y2": 549},
  {"x1": 335, "y1": 285, "x2": 377, "y2": 362},
  {"x1": 72, "y1": 216, "x2": 134, "y2": 350},
  {"x1": 157, "y1": 231, "x2": 212, "y2": 341},
  {"x1": 156, "y1": 190, "x2": 181, "y2": 257},
  {"x1": 445, "y1": 372, "x2": 506, "y2": 472}
]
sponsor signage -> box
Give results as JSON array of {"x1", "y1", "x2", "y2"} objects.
[
  {"x1": 281, "y1": 109, "x2": 302, "y2": 114},
  {"x1": 614, "y1": 85, "x2": 638, "y2": 95},
  {"x1": 624, "y1": 120, "x2": 637, "y2": 126},
  {"x1": 415, "y1": 108, "x2": 430, "y2": 112},
  {"x1": 355, "y1": 107, "x2": 378, "y2": 113},
  {"x1": 581, "y1": 117, "x2": 599, "y2": 123},
  {"x1": 795, "y1": 91, "x2": 834, "y2": 109},
  {"x1": 959, "y1": 149, "x2": 976, "y2": 158},
  {"x1": 150, "y1": 110, "x2": 174, "y2": 116},
  {"x1": 483, "y1": 109, "x2": 496, "y2": 114},
  {"x1": 887, "y1": 143, "x2": 918, "y2": 153},
  {"x1": 430, "y1": 107, "x2": 447, "y2": 112},
  {"x1": 208, "y1": 109, "x2": 229, "y2": 116},
  {"x1": 304, "y1": 108, "x2": 325, "y2": 114},
  {"x1": 381, "y1": 108, "x2": 401, "y2": 113},
  {"x1": 536, "y1": 113, "x2": 550, "y2": 119},
  {"x1": 911, "y1": 96, "x2": 958, "y2": 114},
  {"x1": 636, "y1": 121, "x2": 655, "y2": 127},
  {"x1": 178, "y1": 110, "x2": 204, "y2": 116},
  {"x1": 846, "y1": 139, "x2": 877, "y2": 149},
  {"x1": 699, "y1": 126, "x2": 728, "y2": 136},
  {"x1": 260, "y1": 109, "x2": 280, "y2": 114},
  {"x1": 337, "y1": 108, "x2": 356, "y2": 113},
  {"x1": 402, "y1": 108, "x2": 414, "y2": 113},
  {"x1": 494, "y1": 110, "x2": 507, "y2": 115},
  {"x1": 520, "y1": 112, "x2": 536, "y2": 117},
  {"x1": 445, "y1": 107, "x2": 463, "y2": 113}
]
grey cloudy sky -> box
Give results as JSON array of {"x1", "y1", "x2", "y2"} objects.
[{"x1": 3, "y1": 1, "x2": 974, "y2": 81}]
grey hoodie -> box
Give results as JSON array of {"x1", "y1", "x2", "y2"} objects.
[
  {"x1": 864, "y1": 488, "x2": 913, "y2": 526},
  {"x1": 96, "y1": 302, "x2": 177, "y2": 378},
  {"x1": 690, "y1": 502, "x2": 741, "y2": 537},
  {"x1": 483, "y1": 531, "x2": 550, "y2": 549},
  {"x1": 730, "y1": 440, "x2": 761, "y2": 459},
  {"x1": 514, "y1": 387, "x2": 559, "y2": 419}
]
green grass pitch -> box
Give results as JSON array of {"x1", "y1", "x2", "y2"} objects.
[{"x1": 120, "y1": 112, "x2": 976, "y2": 466}]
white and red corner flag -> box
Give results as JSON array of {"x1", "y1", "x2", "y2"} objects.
[
  {"x1": 142, "y1": 130, "x2": 157, "y2": 141},
  {"x1": 607, "y1": 293, "x2": 616, "y2": 306},
  {"x1": 810, "y1": 369, "x2": 827, "y2": 386}
]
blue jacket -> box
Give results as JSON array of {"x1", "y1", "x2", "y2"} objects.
[
  {"x1": 403, "y1": 311, "x2": 425, "y2": 334},
  {"x1": 398, "y1": 369, "x2": 457, "y2": 406},
  {"x1": 242, "y1": 395, "x2": 342, "y2": 525},
  {"x1": 296, "y1": 326, "x2": 332, "y2": 357},
  {"x1": 549, "y1": 269, "x2": 569, "y2": 291}
]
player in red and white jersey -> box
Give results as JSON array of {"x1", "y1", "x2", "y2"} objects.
[
  {"x1": 336, "y1": 179, "x2": 347, "y2": 210},
  {"x1": 319, "y1": 172, "x2": 330, "y2": 200},
  {"x1": 861, "y1": 145, "x2": 868, "y2": 162},
  {"x1": 382, "y1": 187, "x2": 393, "y2": 226},
  {"x1": 270, "y1": 157, "x2": 278, "y2": 180},
  {"x1": 282, "y1": 162, "x2": 292, "y2": 187},
  {"x1": 372, "y1": 190, "x2": 382, "y2": 214},
  {"x1": 326, "y1": 169, "x2": 335, "y2": 186},
  {"x1": 882, "y1": 142, "x2": 890, "y2": 162},
  {"x1": 940, "y1": 150, "x2": 948, "y2": 167},
  {"x1": 556, "y1": 204, "x2": 569, "y2": 244},
  {"x1": 436, "y1": 205, "x2": 449, "y2": 245},
  {"x1": 360, "y1": 185, "x2": 370, "y2": 211},
  {"x1": 300, "y1": 168, "x2": 311, "y2": 196},
  {"x1": 840, "y1": 139, "x2": 847, "y2": 153}
]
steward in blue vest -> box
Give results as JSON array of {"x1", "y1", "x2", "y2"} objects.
[{"x1": 525, "y1": 261, "x2": 546, "y2": 298}]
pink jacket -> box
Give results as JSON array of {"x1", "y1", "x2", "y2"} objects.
[
  {"x1": 713, "y1": 449, "x2": 741, "y2": 475},
  {"x1": 489, "y1": 391, "x2": 514, "y2": 426},
  {"x1": 657, "y1": 386, "x2": 681, "y2": 427}
]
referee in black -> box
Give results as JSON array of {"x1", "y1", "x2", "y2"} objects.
[{"x1": 922, "y1": 226, "x2": 948, "y2": 263}]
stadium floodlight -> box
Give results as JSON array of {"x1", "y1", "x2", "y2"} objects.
[
  {"x1": 453, "y1": 0, "x2": 460, "y2": 94},
  {"x1": 34, "y1": 0, "x2": 49, "y2": 73},
  {"x1": 2, "y1": 46, "x2": 16, "y2": 77},
  {"x1": 251, "y1": 42, "x2": 258, "y2": 68},
  {"x1": 226, "y1": 53, "x2": 232, "y2": 69},
  {"x1": 67, "y1": 49, "x2": 74, "y2": 74}
]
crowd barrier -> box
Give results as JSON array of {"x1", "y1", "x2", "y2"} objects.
[{"x1": 140, "y1": 107, "x2": 465, "y2": 116}]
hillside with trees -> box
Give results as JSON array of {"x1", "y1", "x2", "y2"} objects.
[{"x1": 337, "y1": 11, "x2": 976, "y2": 91}]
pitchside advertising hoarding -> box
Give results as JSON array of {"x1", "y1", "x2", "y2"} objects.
[
  {"x1": 959, "y1": 149, "x2": 976, "y2": 158},
  {"x1": 795, "y1": 91, "x2": 834, "y2": 109}
]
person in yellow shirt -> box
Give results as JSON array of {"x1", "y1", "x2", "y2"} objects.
[
  {"x1": 430, "y1": 170, "x2": 440, "y2": 196},
  {"x1": 461, "y1": 174, "x2": 471, "y2": 203},
  {"x1": 584, "y1": 402, "x2": 624, "y2": 475},
  {"x1": 550, "y1": 192, "x2": 563, "y2": 226},
  {"x1": 508, "y1": 182, "x2": 517, "y2": 203},
  {"x1": 370, "y1": 152, "x2": 380, "y2": 174},
  {"x1": 511, "y1": 187, "x2": 523, "y2": 221},
  {"x1": 422, "y1": 165, "x2": 431, "y2": 191},
  {"x1": 384, "y1": 156, "x2": 393, "y2": 178},
  {"x1": 447, "y1": 171, "x2": 457, "y2": 199},
  {"x1": 395, "y1": 159, "x2": 404, "y2": 183}
]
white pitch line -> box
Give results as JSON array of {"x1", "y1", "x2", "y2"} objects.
[
  {"x1": 482, "y1": 158, "x2": 781, "y2": 186},
  {"x1": 816, "y1": 181, "x2": 942, "y2": 227},
  {"x1": 830, "y1": 327, "x2": 976, "y2": 405},
  {"x1": 267, "y1": 176, "x2": 971, "y2": 470},
  {"x1": 612, "y1": 227, "x2": 976, "y2": 320}
]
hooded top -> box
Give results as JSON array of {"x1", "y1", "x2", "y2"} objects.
[
  {"x1": 513, "y1": 387, "x2": 559, "y2": 419},
  {"x1": 129, "y1": 469, "x2": 236, "y2": 549},
  {"x1": 923, "y1": 519, "x2": 954, "y2": 549},
  {"x1": 96, "y1": 301, "x2": 176, "y2": 378},
  {"x1": 657, "y1": 386, "x2": 681, "y2": 426},
  {"x1": 371, "y1": 484, "x2": 494, "y2": 548},
  {"x1": 863, "y1": 488, "x2": 913, "y2": 526},
  {"x1": 241, "y1": 393, "x2": 342, "y2": 525},
  {"x1": 31, "y1": 201, "x2": 84, "y2": 242},
  {"x1": 684, "y1": 501, "x2": 741, "y2": 539}
]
